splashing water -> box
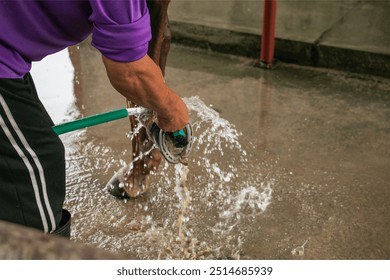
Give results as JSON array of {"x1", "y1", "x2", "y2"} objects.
[{"x1": 64, "y1": 96, "x2": 274, "y2": 259}]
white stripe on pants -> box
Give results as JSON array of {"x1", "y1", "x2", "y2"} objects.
[{"x1": 0, "y1": 94, "x2": 56, "y2": 233}]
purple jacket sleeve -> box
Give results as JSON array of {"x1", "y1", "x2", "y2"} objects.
[{"x1": 89, "y1": 0, "x2": 151, "y2": 62}]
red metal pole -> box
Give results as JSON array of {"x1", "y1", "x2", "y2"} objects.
[{"x1": 260, "y1": 0, "x2": 277, "y2": 68}]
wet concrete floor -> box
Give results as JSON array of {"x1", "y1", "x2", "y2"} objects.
[{"x1": 32, "y1": 43, "x2": 390, "y2": 259}]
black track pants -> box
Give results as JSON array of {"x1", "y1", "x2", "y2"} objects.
[{"x1": 0, "y1": 73, "x2": 65, "y2": 233}]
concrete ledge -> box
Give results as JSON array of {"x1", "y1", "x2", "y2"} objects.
[
  {"x1": 170, "y1": 21, "x2": 261, "y2": 59},
  {"x1": 314, "y1": 44, "x2": 390, "y2": 78},
  {"x1": 0, "y1": 220, "x2": 133, "y2": 260},
  {"x1": 170, "y1": 20, "x2": 390, "y2": 78}
]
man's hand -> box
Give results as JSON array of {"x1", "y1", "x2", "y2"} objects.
[{"x1": 102, "y1": 54, "x2": 189, "y2": 132}]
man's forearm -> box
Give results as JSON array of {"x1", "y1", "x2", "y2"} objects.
[{"x1": 102, "y1": 54, "x2": 188, "y2": 132}]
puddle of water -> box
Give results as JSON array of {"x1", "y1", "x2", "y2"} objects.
[{"x1": 63, "y1": 95, "x2": 273, "y2": 259}]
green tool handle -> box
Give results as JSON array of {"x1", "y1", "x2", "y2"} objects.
[{"x1": 53, "y1": 108, "x2": 130, "y2": 135}]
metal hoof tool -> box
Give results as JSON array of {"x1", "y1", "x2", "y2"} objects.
[{"x1": 149, "y1": 122, "x2": 193, "y2": 165}]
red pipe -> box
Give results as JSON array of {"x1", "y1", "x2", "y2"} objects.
[{"x1": 260, "y1": 0, "x2": 277, "y2": 68}]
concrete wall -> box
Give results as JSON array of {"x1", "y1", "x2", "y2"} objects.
[{"x1": 168, "y1": 0, "x2": 390, "y2": 77}]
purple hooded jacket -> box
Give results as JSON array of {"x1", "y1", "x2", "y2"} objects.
[{"x1": 0, "y1": 0, "x2": 152, "y2": 78}]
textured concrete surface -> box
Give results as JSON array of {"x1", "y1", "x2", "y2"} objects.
[{"x1": 168, "y1": 0, "x2": 390, "y2": 77}]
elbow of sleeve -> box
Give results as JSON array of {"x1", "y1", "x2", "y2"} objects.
[{"x1": 91, "y1": 12, "x2": 151, "y2": 62}]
